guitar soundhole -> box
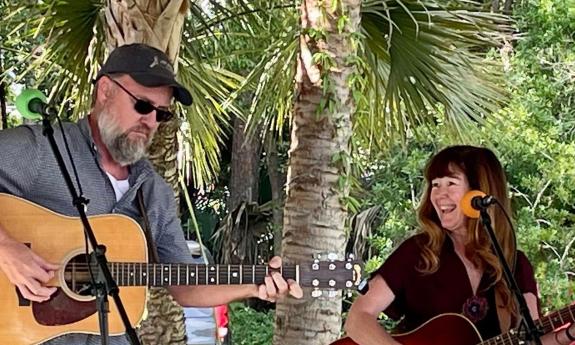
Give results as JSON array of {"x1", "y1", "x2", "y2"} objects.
[
  {"x1": 33, "y1": 252, "x2": 99, "y2": 326},
  {"x1": 64, "y1": 253, "x2": 96, "y2": 297}
]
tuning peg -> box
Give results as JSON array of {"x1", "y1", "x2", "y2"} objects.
[
  {"x1": 311, "y1": 289, "x2": 322, "y2": 298},
  {"x1": 347, "y1": 253, "x2": 355, "y2": 260},
  {"x1": 327, "y1": 290, "x2": 338, "y2": 298},
  {"x1": 327, "y1": 253, "x2": 338, "y2": 261},
  {"x1": 312, "y1": 253, "x2": 322, "y2": 260}
]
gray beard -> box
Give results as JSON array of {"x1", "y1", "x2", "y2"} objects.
[{"x1": 97, "y1": 109, "x2": 153, "y2": 166}]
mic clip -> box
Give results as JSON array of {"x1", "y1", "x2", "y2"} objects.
[
  {"x1": 28, "y1": 98, "x2": 58, "y2": 120},
  {"x1": 472, "y1": 195, "x2": 496, "y2": 210}
]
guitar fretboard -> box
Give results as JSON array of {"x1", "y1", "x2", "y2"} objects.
[
  {"x1": 538, "y1": 304, "x2": 575, "y2": 334},
  {"x1": 70, "y1": 263, "x2": 299, "y2": 287},
  {"x1": 481, "y1": 304, "x2": 575, "y2": 344}
]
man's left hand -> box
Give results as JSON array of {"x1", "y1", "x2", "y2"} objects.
[{"x1": 256, "y1": 256, "x2": 303, "y2": 302}]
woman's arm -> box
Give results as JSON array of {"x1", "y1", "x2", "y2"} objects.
[{"x1": 344, "y1": 275, "x2": 402, "y2": 345}]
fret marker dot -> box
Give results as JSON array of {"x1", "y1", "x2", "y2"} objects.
[{"x1": 232, "y1": 272, "x2": 238, "y2": 278}]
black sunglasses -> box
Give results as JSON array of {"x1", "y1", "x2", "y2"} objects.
[{"x1": 108, "y1": 78, "x2": 174, "y2": 122}]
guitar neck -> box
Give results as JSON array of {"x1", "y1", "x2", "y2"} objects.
[
  {"x1": 106, "y1": 263, "x2": 299, "y2": 287},
  {"x1": 481, "y1": 304, "x2": 575, "y2": 345},
  {"x1": 64, "y1": 258, "x2": 360, "y2": 290},
  {"x1": 536, "y1": 304, "x2": 575, "y2": 334}
]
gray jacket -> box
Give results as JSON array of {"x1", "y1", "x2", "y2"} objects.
[{"x1": 0, "y1": 117, "x2": 193, "y2": 345}]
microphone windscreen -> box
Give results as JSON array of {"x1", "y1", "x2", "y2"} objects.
[
  {"x1": 15, "y1": 89, "x2": 46, "y2": 120},
  {"x1": 460, "y1": 190, "x2": 486, "y2": 219}
]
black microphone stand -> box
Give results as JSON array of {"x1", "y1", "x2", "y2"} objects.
[
  {"x1": 33, "y1": 102, "x2": 140, "y2": 345},
  {"x1": 478, "y1": 207, "x2": 542, "y2": 345}
]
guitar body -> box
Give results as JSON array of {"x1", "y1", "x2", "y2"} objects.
[
  {"x1": 0, "y1": 193, "x2": 148, "y2": 345},
  {"x1": 331, "y1": 313, "x2": 483, "y2": 345}
]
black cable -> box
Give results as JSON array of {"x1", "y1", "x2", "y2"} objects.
[
  {"x1": 56, "y1": 116, "x2": 86, "y2": 199},
  {"x1": 55, "y1": 115, "x2": 97, "y2": 295},
  {"x1": 494, "y1": 198, "x2": 518, "y2": 271}
]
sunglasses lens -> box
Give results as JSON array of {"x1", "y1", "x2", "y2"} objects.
[
  {"x1": 134, "y1": 100, "x2": 155, "y2": 115},
  {"x1": 156, "y1": 110, "x2": 173, "y2": 122}
]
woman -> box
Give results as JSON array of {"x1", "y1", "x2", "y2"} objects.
[{"x1": 344, "y1": 145, "x2": 574, "y2": 345}]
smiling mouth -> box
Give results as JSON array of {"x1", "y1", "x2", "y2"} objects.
[{"x1": 439, "y1": 206, "x2": 456, "y2": 214}]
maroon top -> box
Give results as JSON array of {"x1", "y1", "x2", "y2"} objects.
[{"x1": 374, "y1": 234, "x2": 538, "y2": 339}]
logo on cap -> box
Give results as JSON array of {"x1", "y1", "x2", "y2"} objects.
[{"x1": 149, "y1": 56, "x2": 174, "y2": 74}]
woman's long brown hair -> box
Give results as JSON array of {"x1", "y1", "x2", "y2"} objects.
[{"x1": 416, "y1": 145, "x2": 517, "y2": 315}]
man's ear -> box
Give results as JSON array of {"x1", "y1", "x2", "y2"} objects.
[{"x1": 96, "y1": 77, "x2": 114, "y2": 103}]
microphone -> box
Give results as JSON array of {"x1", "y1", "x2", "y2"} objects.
[
  {"x1": 15, "y1": 89, "x2": 56, "y2": 120},
  {"x1": 460, "y1": 190, "x2": 496, "y2": 219}
]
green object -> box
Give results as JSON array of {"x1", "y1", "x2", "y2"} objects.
[{"x1": 15, "y1": 89, "x2": 46, "y2": 120}]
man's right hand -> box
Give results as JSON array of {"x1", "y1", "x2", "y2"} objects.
[{"x1": 0, "y1": 236, "x2": 59, "y2": 302}]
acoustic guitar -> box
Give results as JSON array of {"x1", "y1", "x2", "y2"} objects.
[
  {"x1": 0, "y1": 193, "x2": 362, "y2": 345},
  {"x1": 331, "y1": 304, "x2": 575, "y2": 345}
]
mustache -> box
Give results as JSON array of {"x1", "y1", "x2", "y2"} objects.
[{"x1": 128, "y1": 125, "x2": 153, "y2": 138}]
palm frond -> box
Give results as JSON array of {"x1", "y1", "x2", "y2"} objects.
[
  {"x1": 243, "y1": 32, "x2": 299, "y2": 139},
  {"x1": 348, "y1": 205, "x2": 383, "y2": 261},
  {"x1": 10, "y1": 0, "x2": 105, "y2": 118},
  {"x1": 356, "y1": 0, "x2": 512, "y2": 150},
  {"x1": 176, "y1": 55, "x2": 244, "y2": 187},
  {"x1": 231, "y1": 0, "x2": 511, "y2": 155}
]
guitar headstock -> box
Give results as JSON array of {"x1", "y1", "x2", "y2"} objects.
[{"x1": 299, "y1": 253, "x2": 363, "y2": 298}]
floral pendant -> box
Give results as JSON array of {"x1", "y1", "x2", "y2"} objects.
[{"x1": 462, "y1": 295, "x2": 488, "y2": 323}]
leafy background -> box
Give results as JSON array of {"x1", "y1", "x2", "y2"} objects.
[{"x1": 229, "y1": 1, "x2": 575, "y2": 342}]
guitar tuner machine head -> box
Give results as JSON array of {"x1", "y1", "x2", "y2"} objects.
[
  {"x1": 312, "y1": 252, "x2": 340, "y2": 261},
  {"x1": 310, "y1": 289, "x2": 341, "y2": 299},
  {"x1": 301, "y1": 259, "x2": 364, "y2": 292}
]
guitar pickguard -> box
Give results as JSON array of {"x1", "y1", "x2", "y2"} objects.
[{"x1": 32, "y1": 289, "x2": 96, "y2": 326}]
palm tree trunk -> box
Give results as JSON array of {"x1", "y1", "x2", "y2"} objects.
[
  {"x1": 226, "y1": 115, "x2": 263, "y2": 266},
  {"x1": 503, "y1": 0, "x2": 514, "y2": 14},
  {"x1": 274, "y1": 1, "x2": 361, "y2": 344},
  {"x1": 265, "y1": 135, "x2": 285, "y2": 256},
  {"x1": 492, "y1": 0, "x2": 501, "y2": 12},
  {"x1": 102, "y1": 1, "x2": 189, "y2": 344},
  {"x1": 229, "y1": 115, "x2": 262, "y2": 213}
]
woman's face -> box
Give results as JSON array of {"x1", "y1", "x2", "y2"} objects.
[{"x1": 430, "y1": 167, "x2": 471, "y2": 234}]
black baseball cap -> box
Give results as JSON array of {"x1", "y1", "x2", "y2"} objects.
[{"x1": 96, "y1": 43, "x2": 192, "y2": 106}]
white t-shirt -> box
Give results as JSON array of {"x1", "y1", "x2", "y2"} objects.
[{"x1": 106, "y1": 172, "x2": 130, "y2": 201}]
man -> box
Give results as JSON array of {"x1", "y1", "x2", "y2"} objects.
[{"x1": 0, "y1": 43, "x2": 302, "y2": 344}]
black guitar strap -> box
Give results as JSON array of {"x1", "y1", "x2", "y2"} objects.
[{"x1": 137, "y1": 188, "x2": 160, "y2": 264}]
